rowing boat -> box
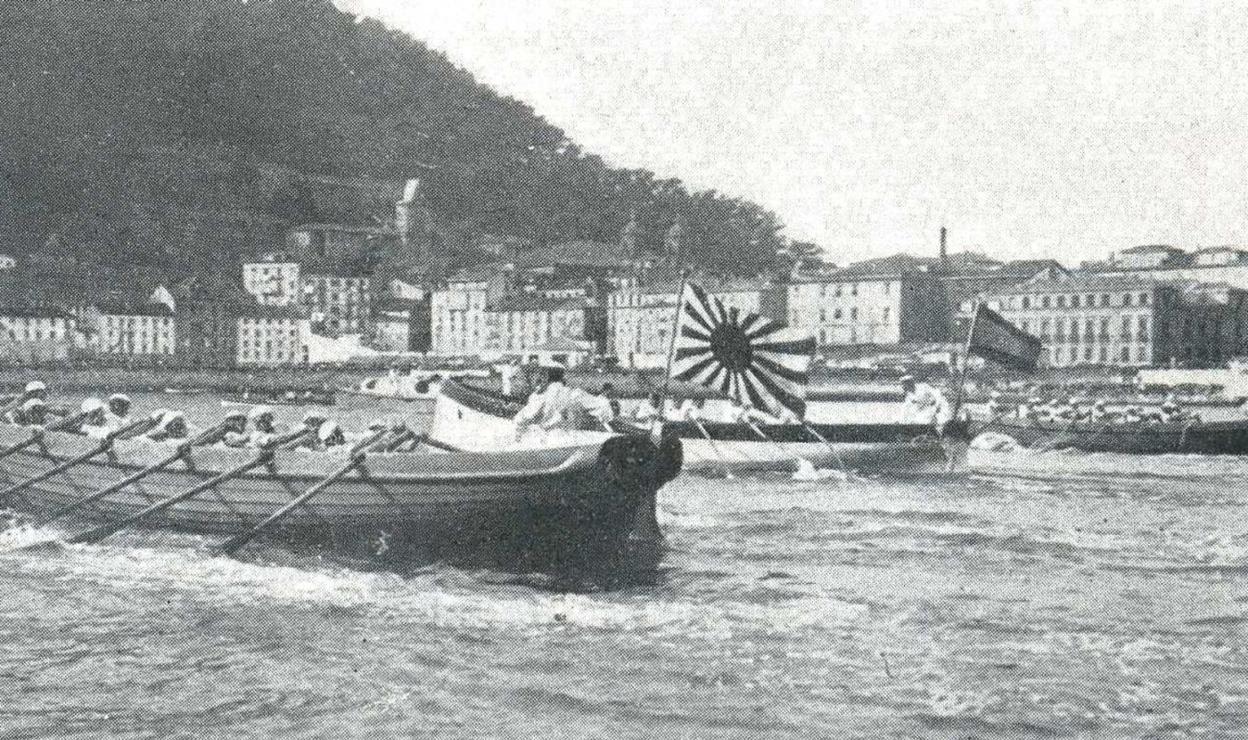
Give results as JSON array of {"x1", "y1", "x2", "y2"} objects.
[
  {"x1": 0, "y1": 423, "x2": 682, "y2": 576},
  {"x1": 975, "y1": 415, "x2": 1248, "y2": 455},
  {"x1": 432, "y1": 380, "x2": 967, "y2": 475}
]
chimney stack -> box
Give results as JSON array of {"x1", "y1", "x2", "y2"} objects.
[{"x1": 939, "y1": 226, "x2": 948, "y2": 268}]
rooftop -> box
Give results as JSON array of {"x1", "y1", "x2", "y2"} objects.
[{"x1": 486, "y1": 293, "x2": 589, "y2": 312}]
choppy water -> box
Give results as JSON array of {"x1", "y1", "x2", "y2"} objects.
[{"x1": 3, "y1": 395, "x2": 1248, "y2": 736}]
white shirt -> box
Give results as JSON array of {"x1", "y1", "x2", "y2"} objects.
[
  {"x1": 901, "y1": 383, "x2": 952, "y2": 425},
  {"x1": 514, "y1": 381, "x2": 614, "y2": 431}
]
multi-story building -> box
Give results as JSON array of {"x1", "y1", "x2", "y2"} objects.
[
  {"x1": 0, "y1": 307, "x2": 76, "y2": 363},
  {"x1": 787, "y1": 259, "x2": 947, "y2": 348},
  {"x1": 1092, "y1": 244, "x2": 1248, "y2": 293},
  {"x1": 985, "y1": 273, "x2": 1248, "y2": 368},
  {"x1": 174, "y1": 277, "x2": 251, "y2": 368},
  {"x1": 300, "y1": 271, "x2": 371, "y2": 337},
  {"x1": 241, "y1": 259, "x2": 372, "y2": 338},
  {"x1": 93, "y1": 302, "x2": 176, "y2": 357},
  {"x1": 484, "y1": 293, "x2": 596, "y2": 357},
  {"x1": 430, "y1": 265, "x2": 508, "y2": 358},
  {"x1": 236, "y1": 305, "x2": 310, "y2": 367},
  {"x1": 242, "y1": 259, "x2": 302, "y2": 306},
  {"x1": 607, "y1": 274, "x2": 784, "y2": 369}
]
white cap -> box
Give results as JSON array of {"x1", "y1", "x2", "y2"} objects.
[
  {"x1": 158, "y1": 410, "x2": 186, "y2": 429},
  {"x1": 301, "y1": 411, "x2": 328, "y2": 425},
  {"x1": 317, "y1": 420, "x2": 342, "y2": 441},
  {"x1": 247, "y1": 405, "x2": 275, "y2": 421},
  {"x1": 149, "y1": 407, "x2": 171, "y2": 421},
  {"x1": 108, "y1": 393, "x2": 131, "y2": 405},
  {"x1": 23, "y1": 398, "x2": 45, "y2": 411},
  {"x1": 24, "y1": 381, "x2": 46, "y2": 394},
  {"x1": 223, "y1": 409, "x2": 248, "y2": 421},
  {"x1": 899, "y1": 375, "x2": 915, "y2": 384},
  {"x1": 80, "y1": 398, "x2": 105, "y2": 414}
]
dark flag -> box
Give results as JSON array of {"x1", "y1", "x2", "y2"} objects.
[
  {"x1": 670, "y1": 283, "x2": 816, "y2": 417},
  {"x1": 966, "y1": 302, "x2": 1043, "y2": 372}
]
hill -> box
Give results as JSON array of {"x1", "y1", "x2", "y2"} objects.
[{"x1": 0, "y1": 0, "x2": 789, "y2": 283}]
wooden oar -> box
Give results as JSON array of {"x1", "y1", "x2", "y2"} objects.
[
  {"x1": 689, "y1": 417, "x2": 734, "y2": 479},
  {"x1": 798, "y1": 421, "x2": 856, "y2": 482},
  {"x1": 0, "y1": 390, "x2": 37, "y2": 417},
  {"x1": 32, "y1": 422, "x2": 231, "y2": 528},
  {"x1": 65, "y1": 428, "x2": 312, "y2": 546},
  {"x1": 742, "y1": 418, "x2": 814, "y2": 472},
  {"x1": 212, "y1": 427, "x2": 399, "y2": 556},
  {"x1": 0, "y1": 408, "x2": 104, "y2": 464},
  {"x1": 0, "y1": 417, "x2": 152, "y2": 506}
]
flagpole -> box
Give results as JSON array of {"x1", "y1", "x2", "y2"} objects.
[
  {"x1": 951, "y1": 299, "x2": 980, "y2": 420},
  {"x1": 659, "y1": 268, "x2": 690, "y2": 401}
]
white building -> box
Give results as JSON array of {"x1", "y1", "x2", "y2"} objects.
[
  {"x1": 94, "y1": 302, "x2": 176, "y2": 356},
  {"x1": 430, "y1": 265, "x2": 500, "y2": 358},
  {"x1": 236, "y1": 305, "x2": 310, "y2": 367},
  {"x1": 0, "y1": 307, "x2": 75, "y2": 362},
  {"x1": 786, "y1": 265, "x2": 945, "y2": 348},
  {"x1": 242, "y1": 259, "x2": 302, "y2": 306}
]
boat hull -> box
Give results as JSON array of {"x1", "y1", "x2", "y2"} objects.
[
  {"x1": 433, "y1": 380, "x2": 965, "y2": 475},
  {"x1": 975, "y1": 416, "x2": 1248, "y2": 455},
  {"x1": 0, "y1": 425, "x2": 680, "y2": 577}
]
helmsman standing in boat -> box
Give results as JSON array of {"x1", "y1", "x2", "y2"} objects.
[
  {"x1": 513, "y1": 363, "x2": 614, "y2": 440},
  {"x1": 900, "y1": 375, "x2": 952, "y2": 432}
]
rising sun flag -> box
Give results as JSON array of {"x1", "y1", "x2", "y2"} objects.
[{"x1": 670, "y1": 283, "x2": 816, "y2": 418}]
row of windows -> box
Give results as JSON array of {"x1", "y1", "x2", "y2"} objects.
[
  {"x1": 997, "y1": 290, "x2": 1153, "y2": 311},
  {"x1": 1044, "y1": 345, "x2": 1149, "y2": 365}
]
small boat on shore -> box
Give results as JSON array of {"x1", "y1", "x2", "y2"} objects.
[
  {"x1": 974, "y1": 415, "x2": 1248, "y2": 455},
  {"x1": 0, "y1": 422, "x2": 682, "y2": 577},
  {"x1": 222, "y1": 387, "x2": 336, "y2": 407},
  {"x1": 432, "y1": 380, "x2": 967, "y2": 475}
]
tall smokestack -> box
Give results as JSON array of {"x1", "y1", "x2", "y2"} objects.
[{"x1": 939, "y1": 226, "x2": 948, "y2": 268}]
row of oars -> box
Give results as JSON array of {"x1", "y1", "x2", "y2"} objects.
[
  {"x1": 1, "y1": 409, "x2": 414, "y2": 556},
  {"x1": 682, "y1": 414, "x2": 856, "y2": 482}
]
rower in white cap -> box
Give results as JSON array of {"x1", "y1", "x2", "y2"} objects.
[
  {"x1": 317, "y1": 420, "x2": 347, "y2": 450},
  {"x1": 14, "y1": 398, "x2": 48, "y2": 427},
  {"x1": 145, "y1": 409, "x2": 191, "y2": 443},
  {"x1": 74, "y1": 397, "x2": 109, "y2": 438}
]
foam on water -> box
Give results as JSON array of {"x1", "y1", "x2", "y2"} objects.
[{"x1": 6, "y1": 444, "x2": 1248, "y2": 737}]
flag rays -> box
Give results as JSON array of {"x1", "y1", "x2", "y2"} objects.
[{"x1": 670, "y1": 283, "x2": 815, "y2": 417}]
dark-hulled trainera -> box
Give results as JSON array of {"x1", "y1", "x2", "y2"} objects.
[{"x1": 0, "y1": 423, "x2": 682, "y2": 577}]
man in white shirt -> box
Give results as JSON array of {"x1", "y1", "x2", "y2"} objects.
[
  {"x1": 513, "y1": 364, "x2": 614, "y2": 439},
  {"x1": 900, "y1": 375, "x2": 952, "y2": 431}
]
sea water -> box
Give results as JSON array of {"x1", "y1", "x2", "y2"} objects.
[{"x1": 2, "y1": 395, "x2": 1248, "y2": 737}]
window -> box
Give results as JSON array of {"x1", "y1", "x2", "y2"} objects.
[
  {"x1": 882, "y1": 307, "x2": 890, "y2": 321},
  {"x1": 1121, "y1": 346, "x2": 1130, "y2": 362},
  {"x1": 1139, "y1": 292, "x2": 1150, "y2": 306},
  {"x1": 819, "y1": 309, "x2": 826, "y2": 322},
  {"x1": 1021, "y1": 297, "x2": 1030, "y2": 309},
  {"x1": 1122, "y1": 293, "x2": 1132, "y2": 307},
  {"x1": 1042, "y1": 296, "x2": 1051, "y2": 308},
  {"x1": 850, "y1": 308, "x2": 858, "y2": 320},
  {"x1": 1056, "y1": 295, "x2": 1066, "y2": 308},
  {"x1": 851, "y1": 283, "x2": 859, "y2": 296},
  {"x1": 834, "y1": 308, "x2": 842, "y2": 319},
  {"x1": 1070, "y1": 320, "x2": 1079, "y2": 342},
  {"x1": 1071, "y1": 295, "x2": 1080, "y2": 308},
  {"x1": 834, "y1": 285, "x2": 842, "y2": 297}
]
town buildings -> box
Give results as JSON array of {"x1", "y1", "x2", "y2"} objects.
[
  {"x1": 0, "y1": 307, "x2": 76, "y2": 363},
  {"x1": 786, "y1": 256, "x2": 947, "y2": 348},
  {"x1": 91, "y1": 301, "x2": 176, "y2": 357},
  {"x1": 984, "y1": 273, "x2": 1248, "y2": 368},
  {"x1": 236, "y1": 304, "x2": 310, "y2": 367}
]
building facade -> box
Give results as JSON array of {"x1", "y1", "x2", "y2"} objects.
[
  {"x1": 94, "y1": 303, "x2": 176, "y2": 357},
  {"x1": 786, "y1": 268, "x2": 946, "y2": 348},
  {"x1": 242, "y1": 260, "x2": 302, "y2": 306},
  {"x1": 484, "y1": 293, "x2": 594, "y2": 358},
  {"x1": 0, "y1": 307, "x2": 76, "y2": 363},
  {"x1": 985, "y1": 274, "x2": 1248, "y2": 368},
  {"x1": 301, "y1": 272, "x2": 371, "y2": 337},
  {"x1": 236, "y1": 305, "x2": 310, "y2": 367}
]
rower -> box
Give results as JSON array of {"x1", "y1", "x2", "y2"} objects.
[
  {"x1": 246, "y1": 405, "x2": 278, "y2": 447},
  {"x1": 986, "y1": 390, "x2": 1004, "y2": 419},
  {"x1": 14, "y1": 398, "x2": 48, "y2": 427},
  {"x1": 1122, "y1": 405, "x2": 1144, "y2": 424},
  {"x1": 208, "y1": 409, "x2": 250, "y2": 447},
  {"x1": 104, "y1": 393, "x2": 133, "y2": 433},
  {"x1": 513, "y1": 362, "x2": 613, "y2": 439},
  {"x1": 146, "y1": 410, "x2": 190, "y2": 443},
  {"x1": 900, "y1": 375, "x2": 952, "y2": 432},
  {"x1": 317, "y1": 420, "x2": 347, "y2": 450},
  {"x1": 74, "y1": 398, "x2": 109, "y2": 437},
  {"x1": 1090, "y1": 399, "x2": 1111, "y2": 422},
  {"x1": 295, "y1": 410, "x2": 330, "y2": 448}
]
